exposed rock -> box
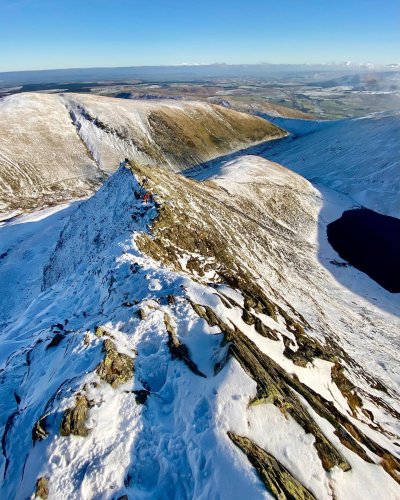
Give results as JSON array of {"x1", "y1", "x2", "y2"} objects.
[
  {"x1": 51, "y1": 323, "x2": 64, "y2": 331},
  {"x1": 213, "y1": 292, "x2": 234, "y2": 309},
  {"x1": 46, "y1": 333, "x2": 65, "y2": 350},
  {"x1": 34, "y1": 477, "x2": 49, "y2": 499},
  {"x1": 131, "y1": 159, "x2": 399, "y2": 480},
  {"x1": 331, "y1": 362, "x2": 362, "y2": 416},
  {"x1": 190, "y1": 301, "x2": 353, "y2": 472},
  {"x1": 228, "y1": 432, "x2": 316, "y2": 500},
  {"x1": 95, "y1": 325, "x2": 109, "y2": 337},
  {"x1": 59, "y1": 395, "x2": 90, "y2": 437},
  {"x1": 32, "y1": 416, "x2": 48, "y2": 442},
  {"x1": 133, "y1": 390, "x2": 149, "y2": 405},
  {"x1": 164, "y1": 313, "x2": 206, "y2": 378},
  {"x1": 243, "y1": 291, "x2": 277, "y2": 321},
  {"x1": 254, "y1": 317, "x2": 279, "y2": 341},
  {"x1": 280, "y1": 310, "x2": 307, "y2": 337},
  {"x1": 282, "y1": 333, "x2": 334, "y2": 368},
  {"x1": 137, "y1": 308, "x2": 146, "y2": 320},
  {"x1": 96, "y1": 339, "x2": 134, "y2": 388},
  {"x1": 242, "y1": 309, "x2": 255, "y2": 325},
  {"x1": 216, "y1": 303, "x2": 400, "y2": 481},
  {"x1": 14, "y1": 392, "x2": 21, "y2": 405},
  {"x1": 167, "y1": 294, "x2": 176, "y2": 305}
]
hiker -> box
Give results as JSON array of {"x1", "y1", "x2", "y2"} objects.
[
  {"x1": 143, "y1": 192, "x2": 149, "y2": 204},
  {"x1": 141, "y1": 176, "x2": 149, "y2": 188}
]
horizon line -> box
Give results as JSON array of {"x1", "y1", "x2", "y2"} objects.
[{"x1": 1, "y1": 61, "x2": 399, "y2": 75}]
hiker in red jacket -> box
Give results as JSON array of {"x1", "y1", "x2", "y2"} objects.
[{"x1": 143, "y1": 192, "x2": 149, "y2": 204}]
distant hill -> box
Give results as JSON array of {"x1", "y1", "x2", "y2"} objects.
[
  {"x1": 0, "y1": 92, "x2": 285, "y2": 217},
  {"x1": 1, "y1": 63, "x2": 397, "y2": 87}
]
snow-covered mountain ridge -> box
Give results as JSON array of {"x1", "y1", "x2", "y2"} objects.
[
  {"x1": 0, "y1": 92, "x2": 285, "y2": 218},
  {"x1": 186, "y1": 110, "x2": 400, "y2": 218},
  {"x1": 0, "y1": 159, "x2": 398, "y2": 499},
  {"x1": 258, "y1": 111, "x2": 400, "y2": 218}
]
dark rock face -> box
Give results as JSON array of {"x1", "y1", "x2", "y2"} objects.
[
  {"x1": 327, "y1": 208, "x2": 400, "y2": 293},
  {"x1": 46, "y1": 333, "x2": 65, "y2": 349},
  {"x1": 32, "y1": 417, "x2": 48, "y2": 442},
  {"x1": 190, "y1": 300, "x2": 400, "y2": 481},
  {"x1": 164, "y1": 313, "x2": 206, "y2": 378},
  {"x1": 59, "y1": 395, "x2": 90, "y2": 437},
  {"x1": 133, "y1": 390, "x2": 149, "y2": 405}
]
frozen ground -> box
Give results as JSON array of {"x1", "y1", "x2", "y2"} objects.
[
  {"x1": 0, "y1": 203, "x2": 78, "y2": 329},
  {"x1": 0, "y1": 95, "x2": 399, "y2": 499},
  {"x1": 0, "y1": 161, "x2": 398, "y2": 499}
]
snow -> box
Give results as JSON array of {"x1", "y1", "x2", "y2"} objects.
[
  {"x1": 264, "y1": 111, "x2": 400, "y2": 218},
  {"x1": 298, "y1": 394, "x2": 400, "y2": 500},
  {"x1": 0, "y1": 92, "x2": 282, "y2": 216},
  {"x1": 0, "y1": 168, "x2": 271, "y2": 499},
  {"x1": 209, "y1": 155, "x2": 400, "y2": 395},
  {"x1": 0, "y1": 93, "x2": 103, "y2": 214},
  {"x1": 0, "y1": 201, "x2": 78, "y2": 330},
  {"x1": 189, "y1": 111, "x2": 400, "y2": 218},
  {"x1": 238, "y1": 403, "x2": 331, "y2": 498},
  {"x1": 0, "y1": 108, "x2": 399, "y2": 498}
]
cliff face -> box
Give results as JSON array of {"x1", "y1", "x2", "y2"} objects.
[
  {"x1": 0, "y1": 160, "x2": 398, "y2": 499},
  {"x1": 0, "y1": 92, "x2": 285, "y2": 217}
]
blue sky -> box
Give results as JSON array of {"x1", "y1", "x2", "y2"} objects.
[{"x1": 0, "y1": 0, "x2": 399, "y2": 71}]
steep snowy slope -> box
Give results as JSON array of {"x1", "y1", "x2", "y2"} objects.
[
  {"x1": 187, "y1": 111, "x2": 400, "y2": 218},
  {"x1": 62, "y1": 93, "x2": 285, "y2": 171},
  {"x1": 0, "y1": 93, "x2": 103, "y2": 217},
  {"x1": 0, "y1": 160, "x2": 398, "y2": 499},
  {"x1": 264, "y1": 111, "x2": 400, "y2": 217},
  {"x1": 0, "y1": 92, "x2": 285, "y2": 217}
]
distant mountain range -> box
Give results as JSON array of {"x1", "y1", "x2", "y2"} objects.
[{"x1": 1, "y1": 63, "x2": 399, "y2": 87}]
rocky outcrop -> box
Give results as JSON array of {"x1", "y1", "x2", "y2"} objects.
[
  {"x1": 2, "y1": 155, "x2": 396, "y2": 498},
  {"x1": 45, "y1": 333, "x2": 65, "y2": 350},
  {"x1": 34, "y1": 477, "x2": 49, "y2": 499},
  {"x1": 32, "y1": 416, "x2": 48, "y2": 442},
  {"x1": 132, "y1": 161, "x2": 400, "y2": 484},
  {"x1": 190, "y1": 301, "x2": 351, "y2": 472},
  {"x1": 59, "y1": 395, "x2": 90, "y2": 437},
  {"x1": 96, "y1": 339, "x2": 134, "y2": 388},
  {"x1": 164, "y1": 313, "x2": 206, "y2": 378},
  {"x1": 228, "y1": 432, "x2": 316, "y2": 500}
]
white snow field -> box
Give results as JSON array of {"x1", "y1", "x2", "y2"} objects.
[
  {"x1": 0, "y1": 92, "x2": 285, "y2": 217},
  {"x1": 264, "y1": 111, "x2": 400, "y2": 218},
  {"x1": 0, "y1": 159, "x2": 398, "y2": 499}
]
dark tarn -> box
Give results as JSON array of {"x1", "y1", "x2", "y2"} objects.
[{"x1": 327, "y1": 208, "x2": 400, "y2": 293}]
